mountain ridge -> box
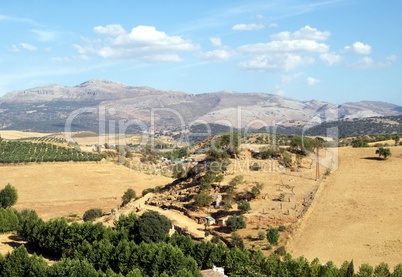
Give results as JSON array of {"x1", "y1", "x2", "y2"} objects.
[{"x1": 0, "y1": 80, "x2": 401, "y2": 133}]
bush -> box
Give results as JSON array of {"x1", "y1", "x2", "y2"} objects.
[
  {"x1": 0, "y1": 184, "x2": 18, "y2": 208},
  {"x1": 266, "y1": 228, "x2": 279, "y2": 245},
  {"x1": 278, "y1": 225, "x2": 286, "y2": 232},
  {"x1": 226, "y1": 215, "x2": 246, "y2": 231},
  {"x1": 83, "y1": 208, "x2": 102, "y2": 222},
  {"x1": 121, "y1": 188, "x2": 136, "y2": 206},
  {"x1": 237, "y1": 200, "x2": 251, "y2": 213},
  {"x1": 231, "y1": 232, "x2": 244, "y2": 249},
  {"x1": 136, "y1": 210, "x2": 171, "y2": 243},
  {"x1": 257, "y1": 231, "x2": 265, "y2": 240},
  {"x1": 274, "y1": 246, "x2": 286, "y2": 256}
]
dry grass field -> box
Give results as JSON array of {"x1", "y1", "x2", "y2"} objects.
[
  {"x1": 287, "y1": 146, "x2": 402, "y2": 268},
  {"x1": 0, "y1": 161, "x2": 173, "y2": 221}
]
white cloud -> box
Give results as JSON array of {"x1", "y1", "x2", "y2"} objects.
[
  {"x1": 256, "y1": 14, "x2": 264, "y2": 19},
  {"x1": 210, "y1": 37, "x2": 222, "y2": 47},
  {"x1": 349, "y1": 55, "x2": 397, "y2": 70},
  {"x1": 94, "y1": 24, "x2": 125, "y2": 36},
  {"x1": 306, "y1": 77, "x2": 320, "y2": 86},
  {"x1": 269, "y1": 23, "x2": 278, "y2": 28},
  {"x1": 271, "y1": 25, "x2": 330, "y2": 41},
  {"x1": 31, "y1": 30, "x2": 59, "y2": 42},
  {"x1": 240, "y1": 54, "x2": 314, "y2": 71},
  {"x1": 199, "y1": 49, "x2": 234, "y2": 61},
  {"x1": 20, "y1": 43, "x2": 37, "y2": 51},
  {"x1": 320, "y1": 52, "x2": 341, "y2": 65},
  {"x1": 232, "y1": 23, "x2": 265, "y2": 31},
  {"x1": 281, "y1": 72, "x2": 304, "y2": 83},
  {"x1": 76, "y1": 25, "x2": 199, "y2": 62},
  {"x1": 238, "y1": 39, "x2": 329, "y2": 54},
  {"x1": 343, "y1": 41, "x2": 371, "y2": 55}
]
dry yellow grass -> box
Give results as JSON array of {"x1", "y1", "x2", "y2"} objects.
[
  {"x1": 287, "y1": 146, "x2": 402, "y2": 268},
  {"x1": 0, "y1": 161, "x2": 173, "y2": 220},
  {"x1": 0, "y1": 130, "x2": 50, "y2": 140}
]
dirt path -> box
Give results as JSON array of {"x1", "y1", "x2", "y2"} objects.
[{"x1": 287, "y1": 147, "x2": 402, "y2": 268}]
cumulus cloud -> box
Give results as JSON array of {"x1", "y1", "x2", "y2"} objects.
[
  {"x1": 343, "y1": 41, "x2": 371, "y2": 55},
  {"x1": 199, "y1": 49, "x2": 234, "y2": 61},
  {"x1": 349, "y1": 55, "x2": 397, "y2": 70},
  {"x1": 306, "y1": 77, "x2": 320, "y2": 86},
  {"x1": 210, "y1": 37, "x2": 222, "y2": 47},
  {"x1": 232, "y1": 23, "x2": 265, "y2": 31},
  {"x1": 238, "y1": 39, "x2": 329, "y2": 54},
  {"x1": 271, "y1": 25, "x2": 330, "y2": 41},
  {"x1": 75, "y1": 24, "x2": 199, "y2": 62},
  {"x1": 20, "y1": 43, "x2": 37, "y2": 51},
  {"x1": 320, "y1": 52, "x2": 341, "y2": 65},
  {"x1": 240, "y1": 54, "x2": 314, "y2": 71}
]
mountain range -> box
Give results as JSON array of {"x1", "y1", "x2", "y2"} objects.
[{"x1": 0, "y1": 79, "x2": 401, "y2": 134}]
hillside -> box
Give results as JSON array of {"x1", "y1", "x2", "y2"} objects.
[
  {"x1": 305, "y1": 115, "x2": 402, "y2": 138},
  {"x1": 0, "y1": 80, "x2": 401, "y2": 133}
]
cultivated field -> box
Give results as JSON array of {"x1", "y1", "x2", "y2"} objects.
[
  {"x1": 287, "y1": 146, "x2": 402, "y2": 268},
  {"x1": 0, "y1": 161, "x2": 173, "y2": 220}
]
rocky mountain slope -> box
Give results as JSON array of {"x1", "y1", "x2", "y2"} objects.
[{"x1": 0, "y1": 79, "x2": 401, "y2": 134}]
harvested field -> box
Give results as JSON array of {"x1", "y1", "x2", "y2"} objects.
[
  {"x1": 0, "y1": 161, "x2": 172, "y2": 220},
  {"x1": 287, "y1": 146, "x2": 402, "y2": 268}
]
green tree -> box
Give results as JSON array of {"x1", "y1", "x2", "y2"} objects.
[
  {"x1": 136, "y1": 211, "x2": 171, "y2": 243},
  {"x1": 193, "y1": 192, "x2": 212, "y2": 208},
  {"x1": 231, "y1": 232, "x2": 244, "y2": 249},
  {"x1": 376, "y1": 147, "x2": 391, "y2": 160},
  {"x1": 0, "y1": 184, "x2": 18, "y2": 208},
  {"x1": 226, "y1": 215, "x2": 246, "y2": 231},
  {"x1": 83, "y1": 208, "x2": 103, "y2": 222},
  {"x1": 266, "y1": 227, "x2": 279, "y2": 246},
  {"x1": 346, "y1": 260, "x2": 354, "y2": 277},
  {"x1": 357, "y1": 263, "x2": 374, "y2": 277},
  {"x1": 237, "y1": 200, "x2": 251, "y2": 213},
  {"x1": 121, "y1": 188, "x2": 136, "y2": 206}
]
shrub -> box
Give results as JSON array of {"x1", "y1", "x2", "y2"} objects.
[
  {"x1": 121, "y1": 188, "x2": 136, "y2": 206},
  {"x1": 274, "y1": 246, "x2": 286, "y2": 256},
  {"x1": 257, "y1": 231, "x2": 265, "y2": 240},
  {"x1": 83, "y1": 208, "x2": 102, "y2": 222},
  {"x1": 278, "y1": 225, "x2": 286, "y2": 232},
  {"x1": 0, "y1": 184, "x2": 18, "y2": 208},
  {"x1": 266, "y1": 227, "x2": 279, "y2": 245},
  {"x1": 237, "y1": 200, "x2": 251, "y2": 213},
  {"x1": 231, "y1": 232, "x2": 244, "y2": 249},
  {"x1": 226, "y1": 215, "x2": 246, "y2": 231}
]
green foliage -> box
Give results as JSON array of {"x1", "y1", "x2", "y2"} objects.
[
  {"x1": 376, "y1": 147, "x2": 391, "y2": 160},
  {"x1": 226, "y1": 215, "x2": 246, "y2": 231},
  {"x1": 352, "y1": 139, "x2": 369, "y2": 148},
  {"x1": 278, "y1": 225, "x2": 287, "y2": 232},
  {"x1": 0, "y1": 183, "x2": 18, "y2": 208},
  {"x1": 0, "y1": 208, "x2": 20, "y2": 232},
  {"x1": 163, "y1": 147, "x2": 189, "y2": 161},
  {"x1": 193, "y1": 192, "x2": 212, "y2": 208},
  {"x1": 274, "y1": 246, "x2": 286, "y2": 256},
  {"x1": 266, "y1": 227, "x2": 280, "y2": 246},
  {"x1": 136, "y1": 211, "x2": 171, "y2": 243},
  {"x1": 0, "y1": 140, "x2": 102, "y2": 164},
  {"x1": 231, "y1": 232, "x2": 244, "y2": 249},
  {"x1": 172, "y1": 163, "x2": 187, "y2": 179},
  {"x1": 237, "y1": 200, "x2": 251, "y2": 213},
  {"x1": 257, "y1": 231, "x2": 265, "y2": 240},
  {"x1": 228, "y1": 175, "x2": 244, "y2": 190},
  {"x1": 83, "y1": 208, "x2": 103, "y2": 222},
  {"x1": 122, "y1": 189, "x2": 136, "y2": 206}
]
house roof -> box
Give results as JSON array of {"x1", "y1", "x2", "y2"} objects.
[{"x1": 201, "y1": 269, "x2": 227, "y2": 277}]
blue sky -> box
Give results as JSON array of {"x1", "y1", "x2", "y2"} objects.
[{"x1": 0, "y1": 0, "x2": 401, "y2": 105}]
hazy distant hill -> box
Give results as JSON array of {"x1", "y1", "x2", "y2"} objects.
[{"x1": 0, "y1": 79, "x2": 401, "y2": 134}]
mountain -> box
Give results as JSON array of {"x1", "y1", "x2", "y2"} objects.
[{"x1": 0, "y1": 79, "x2": 401, "y2": 134}]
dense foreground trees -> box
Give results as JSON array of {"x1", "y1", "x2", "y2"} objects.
[{"x1": 1, "y1": 209, "x2": 401, "y2": 276}]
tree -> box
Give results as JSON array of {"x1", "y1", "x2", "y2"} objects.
[
  {"x1": 136, "y1": 211, "x2": 171, "y2": 243},
  {"x1": 0, "y1": 184, "x2": 18, "y2": 208},
  {"x1": 266, "y1": 227, "x2": 279, "y2": 246},
  {"x1": 226, "y1": 215, "x2": 246, "y2": 231},
  {"x1": 193, "y1": 192, "x2": 212, "y2": 208},
  {"x1": 237, "y1": 200, "x2": 251, "y2": 213},
  {"x1": 376, "y1": 147, "x2": 391, "y2": 160},
  {"x1": 394, "y1": 135, "x2": 400, "y2": 146},
  {"x1": 83, "y1": 208, "x2": 103, "y2": 222},
  {"x1": 231, "y1": 232, "x2": 244, "y2": 249},
  {"x1": 121, "y1": 189, "x2": 136, "y2": 206},
  {"x1": 346, "y1": 260, "x2": 354, "y2": 277}
]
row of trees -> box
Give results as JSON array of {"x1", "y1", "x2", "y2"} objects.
[
  {"x1": 0, "y1": 140, "x2": 103, "y2": 163},
  {"x1": 0, "y1": 206, "x2": 401, "y2": 276}
]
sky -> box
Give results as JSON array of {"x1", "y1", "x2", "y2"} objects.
[{"x1": 0, "y1": 0, "x2": 401, "y2": 105}]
